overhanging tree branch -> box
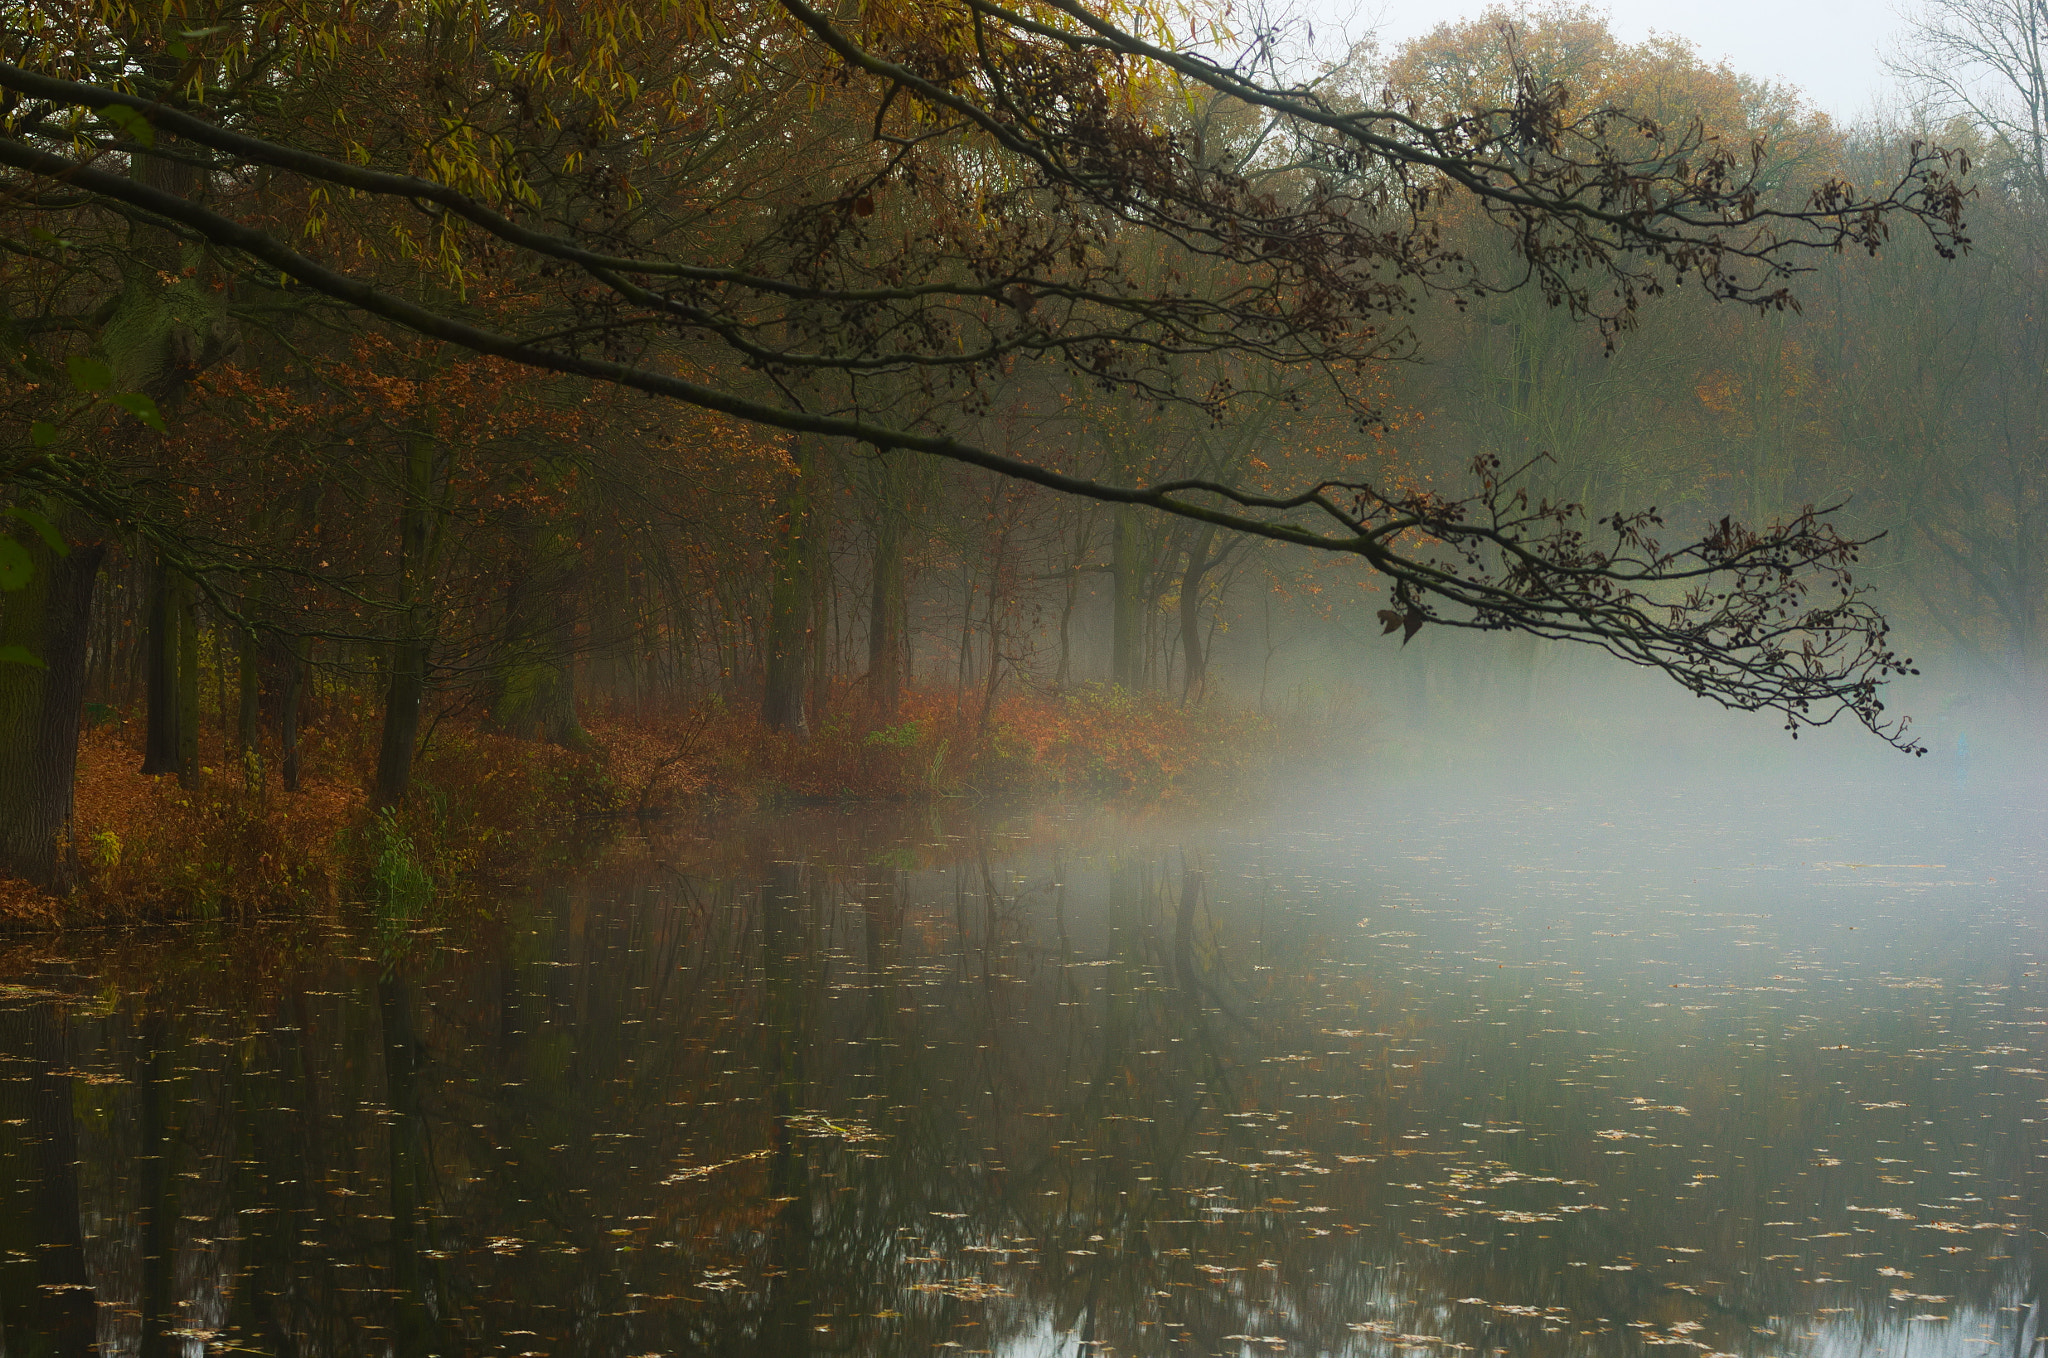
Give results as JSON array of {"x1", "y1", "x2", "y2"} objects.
[{"x1": 0, "y1": 6, "x2": 1949, "y2": 750}]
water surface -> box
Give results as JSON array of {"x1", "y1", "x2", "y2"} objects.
[{"x1": 2, "y1": 769, "x2": 2042, "y2": 1357}]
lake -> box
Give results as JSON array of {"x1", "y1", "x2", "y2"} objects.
[{"x1": 2, "y1": 763, "x2": 2042, "y2": 1357}]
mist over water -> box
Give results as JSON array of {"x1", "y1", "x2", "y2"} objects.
[{"x1": 3, "y1": 731, "x2": 2043, "y2": 1357}]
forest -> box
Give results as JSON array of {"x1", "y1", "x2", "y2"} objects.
[
  {"x1": 6, "y1": 3, "x2": 2048, "y2": 1354},
  {"x1": 0, "y1": 0, "x2": 2039, "y2": 919}
]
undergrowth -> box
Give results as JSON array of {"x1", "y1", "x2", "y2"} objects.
[{"x1": 2, "y1": 685, "x2": 1318, "y2": 928}]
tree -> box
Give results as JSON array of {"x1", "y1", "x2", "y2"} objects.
[
  {"x1": 1891, "y1": 0, "x2": 2048, "y2": 206},
  {"x1": 0, "y1": 0, "x2": 1982, "y2": 882}
]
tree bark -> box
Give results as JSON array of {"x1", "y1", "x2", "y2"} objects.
[
  {"x1": 1110, "y1": 506, "x2": 1145, "y2": 691},
  {"x1": 374, "y1": 434, "x2": 444, "y2": 807},
  {"x1": 0, "y1": 532, "x2": 106, "y2": 892},
  {"x1": 867, "y1": 492, "x2": 905, "y2": 719},
  {"x1": 489, "y1": 529, "x2": 589, "y2": 749},
  {"x1": 375, "y1": 636, "x2": 430, "y2": 809},
  {"x1": 236, "y1": 628, "x2": 260, "y2": 768},
  {"x1": 277, "y1": 636, "x2": 304, "y2": 794},
  {"x1": 977, "y1": 523, "x2": 1010, "y2": 736},
  {"x1": 807, "y1": 508, "x2": 834, "y2": 727},
  {"x1": 140, "y1": 556, "x2": 196, "y2": 782},
  {"x1": 762, "y1": 439, "x2": 815, "y2": 735},
  {"x1": 1178, "y1": 523, "x2": 1219, "y2": 706}
]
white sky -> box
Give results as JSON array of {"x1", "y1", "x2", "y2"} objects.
[{"x1": 1312, "y1": 1, "x2": 1906, "y2": 124}]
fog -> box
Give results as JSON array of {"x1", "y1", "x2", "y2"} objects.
[{"x1": 6, "y1": 0, "x2": 2048, "y2": 1351}]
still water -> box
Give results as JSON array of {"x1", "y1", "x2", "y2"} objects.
[{"x1": 2, "y1": 768, "x2": 2043, "y2": 1357}]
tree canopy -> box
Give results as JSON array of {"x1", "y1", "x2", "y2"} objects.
[{"x1": 0, "y1": 0, "x2": 1979, "y2": 770}]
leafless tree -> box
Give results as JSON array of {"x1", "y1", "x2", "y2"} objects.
[{"x1": 1890, "y1": 0, "x2": 2048, "y2": 202}]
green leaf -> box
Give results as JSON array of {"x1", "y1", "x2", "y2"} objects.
[
  {"x1": 107, "y1": 390, "x2": 168, "y2": 433},
  {"x1": 0, "y1": 645, "x2": 47, "y2": 670},
  {"x1": 3, "y1": 507, "x2": 67, "y2": 555},
  {"x1": 101, "y1": 103, "x2": 156, "y2": 149},
  {"x1": 27, "y1": 225, "x2": 74, "y2": 249},
  {"x1": 66, "y1": 355, "x2": 113, "y2": 393},
  {"x1": 0, "y1": 537, "x2": 31, "y2": 590},
  {"x1": 29, "y1": 421, "x2": 58, "y2": 447},
  {"x1": 165, "y1": 35, "x2": 191, "y2": 59}
]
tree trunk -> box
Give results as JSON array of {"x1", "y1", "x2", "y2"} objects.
[
  {"x1": 1051, "y1": 512, "x2": 1099, "y2": 690},
  {"x1": 177, "y1": 587, "x2": 200, "y2": 780},
  {"x1": 808, "y1": 516, "x2": 834, "y2": 727},
  {"x1": 375, "y1": 636, "x2": 430, "y2": 809},
  {"x1": 1178, "y1": 524, "x2": 1218, "y2": 706},
  {"x1": 278, "y1": 636, "x2": 304, "y2": 793},
  {"x1": 763, "y1": 439, "x2": 816, "y2": 735},
  {"x1": 140, "y1": 556, "x2": 196, "y2": 783},
  {"x1": 0, "y1": 533, "x2": 106, "y2": 892},
  {"x1": 237, "y1": 627, "x2": 261, "y2": 781},
  {"x1": 489, "y1": 531, "x2": 589, "y2": 749},
  {"x1": 867, "y1": 494, "x2": 905, "y2": 718},
  {"x1": 1110, "y1": 507, "x2": 1145, "y2": 691},
  {"x1": 374, "y1": 434, "x2": 443, "y2": 807},
  {"x1": 977, "y1": 525, "x2": 1009, "y2": 736}
]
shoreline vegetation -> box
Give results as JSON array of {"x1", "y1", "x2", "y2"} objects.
[{"x1": 0, "y1": 688, "x2": 1315, "y2": 931}]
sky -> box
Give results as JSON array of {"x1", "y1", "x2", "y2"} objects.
[{"x1": 1313, "y1": 0, "x2": 1907, "y2": 124}]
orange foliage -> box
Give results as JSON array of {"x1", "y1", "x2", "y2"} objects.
[
  {"x1": 0, "y1": 686, "x2": 1301, "y2": 929},
  {"x1": 597, "y1": 685, "x2": 1296, "y2": 806},
  {"x1": 63, "y1": 722, "x2": 358, "y2": 923}
]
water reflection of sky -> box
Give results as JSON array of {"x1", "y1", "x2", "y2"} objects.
[{"x1": 0, "y1": 767, "x2": 2041, "y2": 1357}]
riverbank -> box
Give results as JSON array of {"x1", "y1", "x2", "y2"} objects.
[{"x1": 0, "y1": 686, "x2": 1326, "y2": 928}]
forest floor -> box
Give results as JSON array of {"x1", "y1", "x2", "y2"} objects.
[{"x1": 0, "y1": 685, "x2": 1341, "y2": 929}]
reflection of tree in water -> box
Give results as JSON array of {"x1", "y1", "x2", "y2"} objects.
[{"x1": 0, "y1": 803, "x2": 2040, "y2": 1355}]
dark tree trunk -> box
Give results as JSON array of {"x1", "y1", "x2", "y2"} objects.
[
  {"x1": 763, "y1": 440, "x2": 816, "y2": 735},
  {"x1": 374, "y1": 435, "x2": 443, "y2": 807},
  {"x1": 866, "y1": 470, "x2": 906, "y2": 719},
  {"x1": 0, "y1": 534, "x2": 106, "y2": 892},
  {"x1": 277, "y1": 637, "x2": 304, "y2": 793},
  {"x1": 807, "y1": 533, "x2": 834, "y2": 727},
  {"x1": 490, "y1": 545, "x2": 589, "y2": 749},
  {"x1": 1110, "y1": 507, "x2": 1145, "y2": 691},
  {"x1": 237, "y1": 628, "x2": 261, "y2": 781},
  {"x1": 374, "y1": 636, "x2": 430, "y2": 809},
  {"x1": 977, "y1": 524, "x2": 1010, "y2": 736},
  {"x1": 1178, "y1": 524, "x2": 1219, "y2": 706},
  {"x1": 140, "y1": 556, "x2": 195, "y2": 782}
]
